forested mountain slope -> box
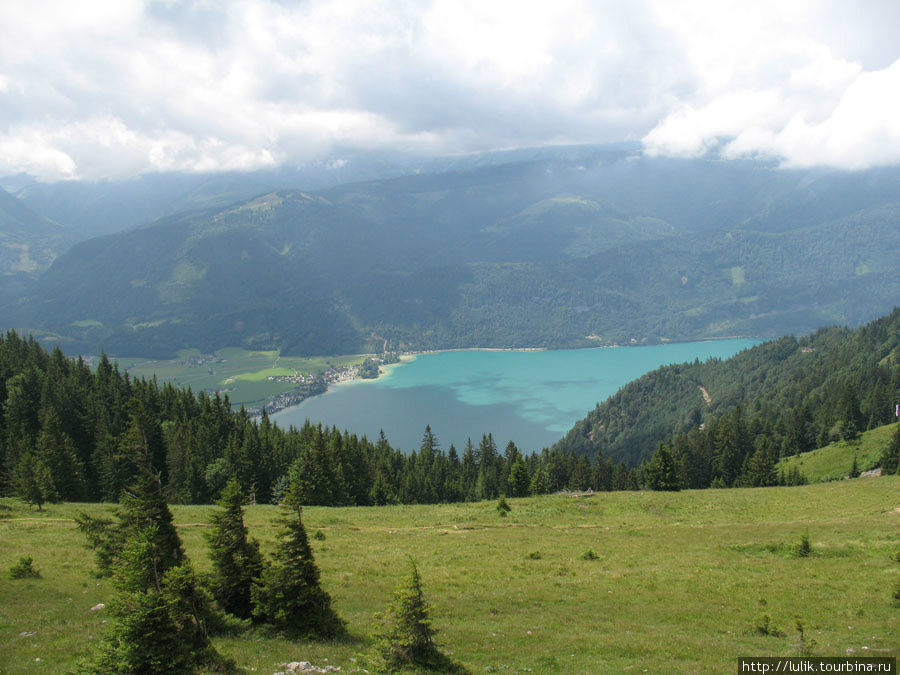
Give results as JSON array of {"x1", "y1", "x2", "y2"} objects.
[
  {"x1": 556, "y1": 307, "x2": 900, "y2": 476},
  {"x1": 0, "y1": 330, "x2": 637, "y2": 507},
  {"x1": 7, "y1": 150, "x2": 900, "y2": 357}
]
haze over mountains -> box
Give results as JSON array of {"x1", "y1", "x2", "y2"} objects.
[
  {"x1": 0, "y1": 186, "x2": 77, "y2": 306},
  {"x1": 2, "y1": 146, "x2": 899, "y2": 358}
]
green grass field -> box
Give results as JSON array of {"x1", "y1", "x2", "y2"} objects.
[
  {"x1": 2, "y1": 478, "x2": 898, "y2": 673},
  {"x1": 778, "y1": 423, "x2": 895, "y2": 484},
  {"x1": 110, "y1": 347, "x2": 368, "y2": 409}
]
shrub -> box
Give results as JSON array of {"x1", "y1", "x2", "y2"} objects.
[
  {"x1": 8, "y1": 556, "x2": 40, "y2": 580},
  {"x1": 793, "y1": 534, "x2": 812, "y2": 558},
  {"x1": 526, "y1": 551, "x2": 542, "y2": 560},
  {"x1": 794, "y1": 616, "x2": 817, "y2": 655},
  {"x1": 580, "y1": 549, "x2": 600, "y2": 561},
  {"x1": 752, "y1": 613, "x2": 784, "y2": 637}
]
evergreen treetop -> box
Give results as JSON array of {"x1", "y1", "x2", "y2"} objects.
[{"x1": 205, "y1": 477, "x2": 263, "y2": 620}]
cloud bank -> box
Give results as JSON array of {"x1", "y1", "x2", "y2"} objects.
[{"x1": 1, "y1": 0, "x2": 898, "y2": 180}]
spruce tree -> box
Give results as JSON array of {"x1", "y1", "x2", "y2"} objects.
[
  {"x1": 646, "y1": 443, "x2": 681, "y2": 491},
  {"x1": 82, "y1": 464, "x2": 225, "y2": 673},
  {"x1": 16, "y1": 450, "x2": 55, "y2": 510},
  {"x1": 744, "y1": 440, "x2": 777, "y2": 487},
  {"x1": 530, "y1": 466, "x2": 550, "y2": 495},
  {"x1": 206, "y1": 477, "x2": 263, "y2": 619},
  {"x1": 86, "y1": 525, "x2": 193, "y2": 673},
  {"x1": 370, "y1": 466, "x2": 396, "y2": 505},
  {"x1": 34, "y1": 407, "x2": 86, "y2": 500},
  {"x1": 250, "y1": 502, "x2": 344, "y2": 637},
  {"x1": 880, "y1": 424, "x2": 900, "y2": 474},
  {"x1": 116, "y1": 466, "x2": 186, "y2": 572},
  {"x1": 370, "y1": 559, "x2": 461, "y2": 673},
  {"x1": 15, "y1": 407, "x2": 86, "y2": 507},
  {"x1": 508, "y1": 458, "x2": 530, "y2": 497}
]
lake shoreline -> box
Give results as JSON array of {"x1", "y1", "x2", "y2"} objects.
[
  {"x1": 271, "y1": 337, "x2": 765, "y2": 452},
  {"x1": 265, "y1": 335, "x2": 772, "y2": 422},
  {"x1": 268, "y1": 336, "x2": 769, "y2": 416}
]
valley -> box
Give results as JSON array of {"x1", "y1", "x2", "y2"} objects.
[
  {"x1": 3, "y1": 6, "x2": 899, "y2": 673},
  {"x1": 111, "y1": 347, "x2": 374, "y2": 412}
]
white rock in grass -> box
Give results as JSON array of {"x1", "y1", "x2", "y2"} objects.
[{"x1": 277, "y1": 662, "x2": 342, "y2": 673}]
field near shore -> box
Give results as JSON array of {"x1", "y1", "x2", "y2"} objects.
[
  {"x1": 1, "y1": 478, "x2": 898, "y2": 674},
  {"x1": 111, "y1": 347, "x2": 369, "y2": 409}
]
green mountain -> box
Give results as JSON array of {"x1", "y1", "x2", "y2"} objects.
[
  {"x1": 5, "y1": 147, "x2": 569, "y2": 238},
  {"x1": 555, "y1": 307, "x2": 900, "y2": 475},
  {"x1": 8, "y1": 150, "x2": 900, "y2": 357},
  {"x1": 0, "y1": 186, "x2": 77, "y2": 305},
  {"x1": 2, "y1": 152, "x2": 436, "y2": 238},
  {"x1": 20, "y1": 191, "x2": 385, "y2": 356}
]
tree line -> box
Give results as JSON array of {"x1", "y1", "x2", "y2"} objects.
[
  {"x1": 0, "y1": 330, "x2": 655, "y2": 508},
  {"x1": 4, "y1": 324, "x2": 898, "y2": 508}
]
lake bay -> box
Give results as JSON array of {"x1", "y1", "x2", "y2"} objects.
[{"x1": 274, "y1": 339, "x2": 762, "y2": 453}]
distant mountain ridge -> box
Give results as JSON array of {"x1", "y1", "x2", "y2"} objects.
[
  {"x1": 0, "y1": 186, "x2": 77, "y2": 305},
  {"x1": 4, "y1": 149, "x2": 900, "y2": 357},
  {"x1": 1, "y1": 145, "x2": 629, "y2": 239}
]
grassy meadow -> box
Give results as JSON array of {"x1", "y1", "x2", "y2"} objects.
[
  {"x1": 778, "y1": 423, "x2": 895, "y2": 484},
  {"x1": 1, "y1": 477, "x2": 899, "y2": 673},
  {"x1": 111, "y1": 347, "x2": 369, "y2": 409}
]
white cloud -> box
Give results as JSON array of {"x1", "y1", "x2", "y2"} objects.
[
  {"x1": 642, "y1": 0, "x2": 900, "y2": 168},
  {"x1": 0, "y1": 134, "x2": 77, "y2": 180},
  {"x1": 747, "y1": 58, "x2": 900, "y2": 169},
  {"x1": 644, "y1": 55, "x2": 900, "y2": 169},
  {"x1": 0, "y1": 0, "x2": 898, "y2": 180}
]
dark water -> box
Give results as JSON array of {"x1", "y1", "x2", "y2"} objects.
[{"x1": 274, "y1": 339, "x2": 762, "y2": 453}]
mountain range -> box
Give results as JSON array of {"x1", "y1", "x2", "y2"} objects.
[{"x1": 2, "y1": 146, "x2": 899, "y2": 358}]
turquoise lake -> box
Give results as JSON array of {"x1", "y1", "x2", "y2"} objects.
[{"x1": 274, "y1": 339, "x2": 762, "y2": 453}]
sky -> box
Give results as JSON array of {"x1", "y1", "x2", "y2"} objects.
[{"x1": 1, "y1": 0, "x2": 899, "y2": 181}]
